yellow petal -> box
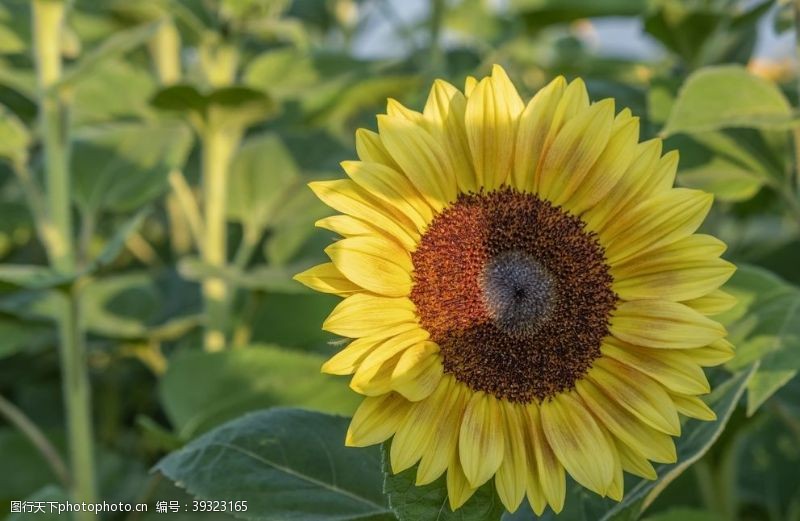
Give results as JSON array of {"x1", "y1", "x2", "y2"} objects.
[
  {"x1": 459, "y1": 392, "x2": 504, "y2": 487},
  {"x1": 377, "y1": 115, "x2": 458, "y2": 211},
  {"x1": 391, "y1": 377, "x2": 452, "y2": 473},
  {"x1": 683, "y1": 338, "x2": 736, "y2": 366},
  {"x1": 611, "y1": 300, "x2": 727, "y2": 349},
  {"x1": 342, "y1": 160, "x2": 434, "y2": 232},
  {"x1": 566, "y1": 109, "x2": 640, "y2": 214},
  {"x1": 356, "y1": 328, "x2": 430, "y2": 378},
  {"x1": 525, "y1": 477, "x2": 547, "y2": 517},
  {"x1": 670, "y1": 392, "x2": 717, "y2": 421},
  {"x1": 315, "y1": 215, "x2": 381, "y2": 238},
  {"x1": 602, "y1": 338, "x2": 711, "y2": 395},
  {"x1": 684, "y1": 289, "x2": 738, "y2": 316},
  {"x1": 464, "y1": 75, "x2": 478, "y2": 97},
  {"x1": 590, "y1": 358, "x2": 681, "y2": 436},
  {"x1": 603, "y1": 188, "x2": 713, "y2": 265},
  {"x1": 309, "y1": 179, "x2": 418, "y2": 250},
  {"x1": 323, "y1": 293, "x2": 417, "y2": 338},
  {"x1": 350, "y1": 351, "x2": 401, "y2": 396},
  {"x1": 525, "y1": 403, "x2": 566, "y2": 513},
  {"x1": 540, "y1": 391, "x2": 615, "y2": 496},
  {"x1": 465, "y1": 65, "x2": 524, "y2": 190},
  {"x1": 582, "y1": 139, "x2": 663, "y2": 232},
  {"x1": 416, "y1": 377, "x2": 468, "y2": 485},
  {"x1": 326, "y1": 235, "x2": 412, "y2": 297},
  {"x1": 391, "y1": 341, "x2": 443, "y2": 402},
  {"x1": 611, "y1": 237, "x2": 735, "y2": 302},
  {"x1": 575, "y1": 377, "x2": 677, "y2": 463},
  {"x1": 601, "y1": 428, "x2": 624, "y2": 501},
  {"x1": 423, "y1": 79, "x2": 475, "y2": 192},
  {"x1": 538, "y1": 99, "x2": 615, "y2": 205},
  {"x1": 355, "y1": 128, "x2": 399, "y2": 169},
  {"x1": 321, "y1": 324, "x2": 418, "y2": 375},
  {"x1": 447, "y1": 453, "x2": 478, "y2": 510},
  {"x1": 346, "y1": 393, "x2": 411, "y2": 446},
  {"x1": 495, "y1": 402, "x2": 528, "y2": 512},
  {"x1": 387, "y1": 98, "x2": 424, "y2": 123},
  {"x1": 616, "y1": 439, "x2": 657, "y2": 480},
  {"x1": 512, "y1": 76, "x2": 567, "y2": 192},
  {"x1": 293, "y1": 262, "x2": 362, "y2": 296}
]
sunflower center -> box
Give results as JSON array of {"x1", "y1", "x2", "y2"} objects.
[
  {"x1": 410, "y1": 188, "x2": 617, "y2": 403},
  {"x1": 481, "y1": 251, "x2": 555, "y2": 337}
]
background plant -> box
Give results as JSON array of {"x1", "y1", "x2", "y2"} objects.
[{"x1": 0, "y1": 0, "x2": 798, "y2": 520}]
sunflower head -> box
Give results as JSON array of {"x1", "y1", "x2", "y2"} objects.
[{"x1": 295, "y1": 65, "x2": 736, "y2": 514}]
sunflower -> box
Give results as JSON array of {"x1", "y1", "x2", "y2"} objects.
[{"x1": 294, "y1": 65, "x2": 736, "y2": 514}]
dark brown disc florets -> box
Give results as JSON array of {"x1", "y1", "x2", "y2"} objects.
[{"x1": 410, "y1": 188, "x2": 617, "y2": 403}]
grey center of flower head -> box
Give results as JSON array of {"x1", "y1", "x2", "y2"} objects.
[{"x1": 480, "y1": 250, "x2": 555, "y2": 337}]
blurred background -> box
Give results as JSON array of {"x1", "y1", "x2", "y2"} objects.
[{"x1": 0, "y1": 0, "x2": 799, "y2": 520}]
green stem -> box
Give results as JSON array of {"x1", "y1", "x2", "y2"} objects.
[
  {"x1": 201, "y1": 127, "x2": 238, "y2": 351},
  {"x1": 427, "y1": 0, "x2": 445, "y2": 77},
  {"x1": 0, "y1": 394, "x2": 70, "y2": 487},
  {"x1": 148, "y1": 18, "x2": 181, "y2": 85},
  {"x1": 33, "y1": 0, "x2": 73, "y2": 274},
  {"x1": 32, "y1": 2, "x2": 96, "y2": 516},
  {"x1": 57, "y1": 287, "x2": 97, "y2": 518},
  {"x1": 794, "y1": 0, "x2": 800, "y2": 194},
  {"x1": 693, "y1": 459, "x2": 720, "y2": 514}
]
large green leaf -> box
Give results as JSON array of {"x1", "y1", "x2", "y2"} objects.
[
  {"x1": 668, "y1": 129, "x2": 782, "y2": 202},
  {"x1": 59, "y1": 20, "x2": 162, "y2": 87},
  {"x1": 721, "y1": 265, "x2": 800, "y2": 415},
  {"x1": 227, "y1": 133, "x2": 300, "y2": 233},
  {"x1": 512, "y1": 0, "x2": 647, "y2": 31},
  {"x1": 244, "y1": 47, "x2": 319, "y2": 100},
  {"x1": 156, "y1": 408, "x2": 395, "y2": 521},
  {"x1": 663, "y1": 65, "x2": 792, "y2": 136},
  {"x1": 159, "y1": 346, "x2": 360, "y2": 438},
  {"x1": 504, "y1": 366, "x2": 755, "y2": 520},
  {"x1": 383, "y1": 445, "x2": 505, "y2": 521},
  {"x1": 71, "y1": 120, "x2": 193, "y2": 214}
]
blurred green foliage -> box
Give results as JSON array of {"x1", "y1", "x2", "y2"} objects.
[{"x1": 0, "y1": 0, "x2": 799, "y2": 520}]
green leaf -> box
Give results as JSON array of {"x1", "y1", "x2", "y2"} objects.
[
  {"x1": 663, "y1": 65, "x2": 792, "y2": 136},
  {"x1": 177, "y1": 258, "x2": 306, "y2": 294},
  {"x1": 0, "y1": 103, "x2": 29, "y2": 164},
  {"x1": 721, "y1": 265, "x2": 800, "y2": 414},
  {"x1": 59, "y1": 20, "x2": 162, "y2": 87},
  {"x1": 668, "y1": 129, "x2": 780, "y2": 202},
  {"x1": 71, "y1": 120, "x2": 193, "y2": 215},
  {"x1": 641, "y1": 508, "x2": 724, "y2": 521},
  {"x1": 156, "y1": 408, "x2": 395, "y2": 521},
  {"x1": 151, "y1": 84, "x2": 275, "y2": 131},
  {"x1": 504, "y1": 366, "x2": 755, "y2": 520},
  {"x1": 0, "y1": 265, "x2": 75, "y2": 290},
  {"x1": 244, "y1": 47, "x2": 319, "y2": 100},
  {"x1": 82, "y1": 273, "x2": 160, "y2": 339},
  {"x1": 512, "y1": 0, "x2": 647, "y2": 31},
  {"x1": 71, "y1": 59, "x2": 157, "y2": 125},
  {"x1": 91, "y1": 207, "x2": 151, "y2": 269},
  {"x1": 0, "y1": 317, "x2": 53, "y2": 359},
  {"x1": 227, "y1": 133, "x2": 300, "y2": 233},
  {"x1": 159, "y1": 346, "x2": 360, "y2": 438},
  {"x1": 383, "y1": 445, "x2": 505, "y2": 521}
]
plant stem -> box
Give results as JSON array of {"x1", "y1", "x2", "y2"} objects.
[
  {"x1": 32, "y1": 1, "x2": 97, "y2": 516},
  {"x1": 0, "y1": 394, "x2": 70, "y2": 487},
  {"x1": 794, "y1": 0, "x2": 800, "y2": 194},
  {"x1": 427, "y1": 0, "x2": 445, "y2": 77},
  {"x1": 201, "y1": 127, "x2": 238, "y2": 351},
  {"x1": 148, "y1": 18, "x2": 181, "y2": 85},
  {"x1": 56, "y1": 287, "x2": 97, "y2": 518},
  {"x1": 33, "y1": 0, "x2": 73, "y2": 274}
]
